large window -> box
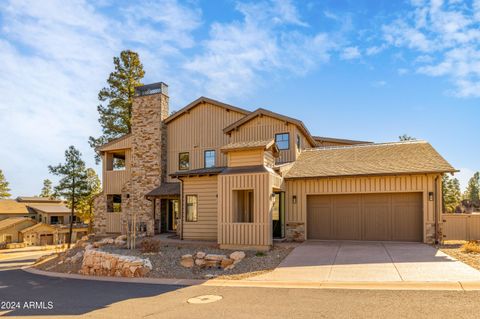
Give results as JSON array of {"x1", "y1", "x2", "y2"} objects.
[
  {"x1": 186, "y1": 195, "x2": 198, "y2": 222},
  {"x1": 233, "y1": 190, "x2": 254, "y2": 223},
  {"x1": 179, "y1": 152, "x2": 190, "y2": 170},
  {"x1": 107, "y1": 194, "x2": 122, "y2": 212},
  {"x1": 204, "y1": 150, "x2": 216, "y2": 168},
  {"x1": 106, "y1": 151, "x2": 126, "y2": 171},
  {"x1": 275, "y1": 133, "x2": 290, "y2": 150}
]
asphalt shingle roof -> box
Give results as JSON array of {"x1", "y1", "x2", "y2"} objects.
[{"x1": 285, "y1": 141, "x2": 457, "y2": 179}]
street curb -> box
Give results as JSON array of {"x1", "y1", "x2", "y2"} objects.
[{"x1": 22, "y1": 267, "x2": 480, "y2": 291}]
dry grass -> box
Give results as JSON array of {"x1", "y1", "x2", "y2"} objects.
[{"x1": 462, "y1": 241, "x2": 480, "y2": 254}]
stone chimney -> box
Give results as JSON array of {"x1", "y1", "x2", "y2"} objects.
[{"x1": 128, "y1": 82, "x2": 169, "y2": 235}]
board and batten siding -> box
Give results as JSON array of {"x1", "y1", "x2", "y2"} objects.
[
  {"x1": 167, "y1": 103, "x2": 246, "y2": 182},
  {"x1": 285, "y1": 174, "x2": 442, "y2": 243},
  {"x1": 218, "y1": 172, "x2": 278, "y2": 249},
  {"x1": 227, "y1": 149, "x2": 264, "y2": 167},
  {"x1": 182, "y1": 176, "x2": 218, "y2": 240},
  {"x1": 229, "y1": 116, "x2": 314, "y2": 164},
  {"x1": 102, "y1": 149, "x2": 132, "y2": 195}
]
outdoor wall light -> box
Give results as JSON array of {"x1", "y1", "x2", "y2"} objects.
[
  {"x1": 293, "y1": 195, "x2": 297, "y2": 204},
  {"x1": 428, "y1": 192, "x2": 434, "y2": 201}
]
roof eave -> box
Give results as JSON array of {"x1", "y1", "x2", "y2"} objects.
[{"x1": 284, "y1": 170, "x2": 458, "y2": 180}]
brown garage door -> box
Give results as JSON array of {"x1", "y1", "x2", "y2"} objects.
[{"x1": 307, "y1": 193, "x2": 423, "y2": 242}]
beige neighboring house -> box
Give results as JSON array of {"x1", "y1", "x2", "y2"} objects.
[
  {"x1": 0, "y1": 197, "x2": 88, "y2": 246},
  {"x1": 0, "y1": 217, "x2": 36, "y2": 244},
  {"x1": 93, "y1": 82, "x2": 456, "y2": 251}
]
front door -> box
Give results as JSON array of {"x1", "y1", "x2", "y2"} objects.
[
  {"x1": 167, "y1": 199, "x2": 179, "y2": 232},
  {"x1": 273, "y1": 192, "x2": 285, "y2": 238}
]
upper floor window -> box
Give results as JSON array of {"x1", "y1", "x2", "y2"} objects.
[
  {"x1": 179, "y1": 152, "x2": 190, "y2": 170},
  {"x1": 186, "y1": 195, "x2": 198, "y2": 222},
  {"x1": 204, "y1": 150, "x2": 216, "y2": 168},
  {"x1": 275, "y1": 133, "x2": 290, "y2": 150},
  {"x1": 297, "y1": 134, "x2": 301, "y2": 150}
]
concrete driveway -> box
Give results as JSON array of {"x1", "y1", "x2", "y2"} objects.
[{"x1": 250, "y1": 241, "x2": 480, "y2": 282}]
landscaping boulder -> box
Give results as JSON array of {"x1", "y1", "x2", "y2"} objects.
[
  {"x1": 221, "y1": 258, "x2": 234, "y2": 269},
  {"x1": 79, "y1": 249, "x2": 152, "y2": 278},
  {"x1": 180, "y1": 254, "x2": 194, "y2": 268},
  {"x1": 205, "y1": 254, "x2": 226, "y2": 262},
  {"x1": 195, "y1": 258, "x2": 206, "y2": 267},
  {"x1": 230, "y1": 251, "x2": 246, "y2": 264},
  {"x1": 196, "y1": 251, "x2": 206, "y2": 259},
  {"x1": 114, "y1": 235, "x2": 127, "y2": 246}
]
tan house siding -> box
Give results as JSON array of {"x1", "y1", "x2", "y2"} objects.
[
  {"x1": 218, "y1": 172, "x2": 275, "y2": 250},
  {"x1": 228, "y1": 150, "x2": 264, "y2": 167},
  {"x1": 102, "y1": 149, "x2": 132, "y2": 195},
  {"x1": 228, "y1": 115, "x2": 313, "y2": 164},
  {"x1": 167, "y1": 103, "x2": 246, "y2": 182},
  {"x1": 285, "y1": 174, "x2": 442, "y2": 243},
  {"x1": 181, "y1": 176, "x2": 218, "y2": 240}
]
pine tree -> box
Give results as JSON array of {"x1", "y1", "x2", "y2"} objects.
[
  {"x1": 39, "y1": 179, "x2": 54, "y2": 198},
  {"x1": 76, "y1": 168, "x2": 101, "y2": 233},
  {"x1": 442, "y1": 175, "x2": 462, "y2": 213},
  {"x1": 89, "y1": 50, "x2": 145, "y2": 163},
  {"x1": 465, "y1": 172, "x2": 480, "y2": 203},
  {"x1": 49, "y1": 146, "x2": 90, "y2": 248},
  {"x1": 399, "y1": 134, "x2": 416, "y2": 141},
  {"x1": 0, "y1": 169, "x2": 11, "y2": 199}
]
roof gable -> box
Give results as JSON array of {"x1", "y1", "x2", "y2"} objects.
[
  {"x1": 96, "y1": 134, "x2": 132, "y2": 152},
  {"x1": 223, "y1": 108, "x2": 317, "y2": 146},
  {"x1": 0, "y1": 217, "x2": 35, "y2": 231},
  {"x1": 164, "y1": 97, "x2": 250, "y2": 124}
]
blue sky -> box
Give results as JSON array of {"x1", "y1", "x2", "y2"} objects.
[{"x1": 1, "y1": 0, "x2": 479, "y2": 197}]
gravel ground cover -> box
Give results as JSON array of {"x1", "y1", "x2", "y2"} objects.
[
  {"x1": 438, "y1": 241, "x2": 480, "y2": 271},
  {"x1": 101, "y1": 244, "x2": 293, "y2": 280},
  {"x1": 34, "y1": 241, "x2": 293, "y2": 280}
]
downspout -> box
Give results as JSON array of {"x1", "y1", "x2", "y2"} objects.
[{"x1": 434, "y1": 175, "x2": 439, "y2": 244}]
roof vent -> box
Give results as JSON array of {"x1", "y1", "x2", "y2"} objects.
[{"x1": 135, "y1": 82, "x2": 168, "y2": 97}]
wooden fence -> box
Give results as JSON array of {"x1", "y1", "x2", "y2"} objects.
[
  {"x1": 106, "y1": 213, "x2": 122, "y2": 234},
  {"x1": 442, "y1": 214, "x2": 480, "y2": 241}
]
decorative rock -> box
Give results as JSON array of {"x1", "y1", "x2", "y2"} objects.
[
  {"x1": 221, "y1": 258, "x2": 234, "y2": 269},
  {"x1": 205, "y1": 254, "x2": 226, "y2": 262},
  {"x1": 180, "y1": 256, "x2": 194, "y2": 268},
  {"x1": 225, "y1": 264, "x2": 235, "y2": 271},
  {"x1": 81, "y1": 235, "x2": 89, "y2": 241},
  {"x1": 195, "y1": 258, "x2": 206, "y2": 267},
  {"x1": 230, "y1": 251, "x2": 246, "y2": 262},
  {"x1": 196, "y1": 252, "x2": 206, "y2": 259}
]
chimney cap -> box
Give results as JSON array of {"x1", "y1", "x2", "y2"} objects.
[{"x1": 135, "y1": 82, "x2": 168, "y2": 97}]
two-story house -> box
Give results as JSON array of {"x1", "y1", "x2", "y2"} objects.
[{"x1": 94, "y1": 82, "x2": 456, "y2": 251}]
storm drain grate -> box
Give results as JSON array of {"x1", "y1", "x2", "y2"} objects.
[{"x1": 187, "y1": 295, "x2": 223, "y2": 304}]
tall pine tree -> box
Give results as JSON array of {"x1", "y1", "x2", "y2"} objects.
[
  {"x1": 465, "y1": 172, "x2": 480, "y2": 203},
  {"x1": 0, "y1": 169, "x2": 11, "y2": 199},
  {"x1": 76, "y1": 168, "x2": 101, "y2": 233},
  {"x1": 442, "y1": 175, "x2": 462, "y2": 213},
  {"x1": 49, "y1": 146, "x2": 90, "y2": 248},
  {"x1": 39, "y1": 179, "x2": 54, "y2": 198},
  {"x1": 89, "y1": 50, "x2": 145, "y2": 163}
]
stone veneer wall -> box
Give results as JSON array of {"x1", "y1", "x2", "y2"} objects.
[
  {"x1": 93, "y1": 193, "x2": 107, "y2": 234},
  {"x1": 127, "y1": 91, "x2": 169, "y2": 235},
  {"x1": 286, "y1": 222, "x2": 305, "y2": 242}
]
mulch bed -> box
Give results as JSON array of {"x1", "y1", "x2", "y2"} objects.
[
  {"x1": 33, "y1": 242, "x2": 294, "y2": 280},
  {"x1": 438, "y1": 241, "x2": 480, "y2": 271}
]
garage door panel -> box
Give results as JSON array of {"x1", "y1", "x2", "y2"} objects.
[
  {"x1": 307, "y1": 193, "x2": 423, "y2": 242},
  {"x1": 334, "y1": 196, "x2": 361, "y2": 240},
  {"x1": 307, "y1": 198, "x2": 333, "y2": 240}
]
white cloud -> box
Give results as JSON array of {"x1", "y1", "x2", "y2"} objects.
[
  {"x1": 366, "y1": 45, "x2": 386, "y2": 56},
  {"x1": 397, "y1": 68, "x2": 409, "y2": 75},
  {"x1": 340, "y1": 46, "x2": 361, "y2": 60},
  {"x1": 382, "y1": 0, "x2": 480, "y2": 97},
  {"x1": 184, "y1": 0, "x2": 337, "y2": 99}
]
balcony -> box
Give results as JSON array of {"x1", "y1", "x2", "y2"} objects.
[{"x1": 104, "y1": 170, "x2": 130, "y2": 194}]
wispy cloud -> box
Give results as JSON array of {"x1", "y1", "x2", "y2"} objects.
[
  {"x1": 340, "y1": 46, "x2": 361, "y2": 60},
  {"x1": 382, "y1": 0, "x2": 480, "y2": 97}
]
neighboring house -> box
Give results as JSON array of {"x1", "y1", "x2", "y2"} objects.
[
  {"x1": 93, "y1": 82, "x2": 456, "y2": 251},
  {"x1": 0, "y1": 217, "x2": 36, "y2": 245},
  {"x1": 0, "y1": 197, "x2": 87, "y2": 246}
]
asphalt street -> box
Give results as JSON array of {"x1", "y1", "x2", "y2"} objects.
[{"x1": 1, "y1": 249, "x2": 480, "y2": 318}]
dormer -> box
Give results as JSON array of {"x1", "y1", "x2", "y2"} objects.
[{"x1": 221, "y1": 139, "x2": 279, "y2": 168}]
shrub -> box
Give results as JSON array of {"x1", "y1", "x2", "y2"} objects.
[
  {"x1": 255, "y1": 251, "x2": 266, "y2": 257},
  {"x1": 140, "y1": 238, "x2": 161, "y2": 253},
  {"x1": 462, "y1": 241, "x2": 480, "y2": 254}
]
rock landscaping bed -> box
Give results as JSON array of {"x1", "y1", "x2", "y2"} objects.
[
  {"x1": 33, "y1": 235, "x2": 293, "y2": 280},
  {"x1": 438, "y1": 240, "x2": 480, "y2": 271}
]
